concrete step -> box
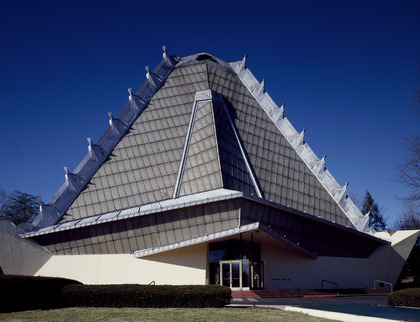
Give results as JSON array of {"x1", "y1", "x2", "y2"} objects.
[{"x1": 231, "y1": 290, "x2": 259, "y2": 298}]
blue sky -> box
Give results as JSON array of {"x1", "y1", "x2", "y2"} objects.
[{"x1": 1, "y1": 0, "x2": 419, "y2": 226}]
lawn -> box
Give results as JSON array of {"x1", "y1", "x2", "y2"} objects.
[{"x1": 0, "y1": 307, "x2": 335, "y2": 321}]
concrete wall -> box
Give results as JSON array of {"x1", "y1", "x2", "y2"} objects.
[
  {"x1": 35, "y1": 243, "x2": 207, "y2": 285},
  {"x1": 0, "y1": 220, "x2": 52, "y2": 275},
  {"x1": 3, "y1": 218, "x2": 417, "y2": 290},
  {"x1": 262, "y1": 230, "x2": 419, "y2": 290}
]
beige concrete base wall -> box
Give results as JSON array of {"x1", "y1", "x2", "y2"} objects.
[
  {"x1": 5, "y1": 221, "x2": 418, "y2": 290},
  {"x1": 36, "y1": 243, "x2": 208, "y2": 285},
  {"x1": 263, "y1": 245, "x2": 383, "y2": 290},
  {"x1": 262, "y1": 230, "x2": 419, "y2": 290}
]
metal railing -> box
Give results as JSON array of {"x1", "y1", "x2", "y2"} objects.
[
  {"x1": 374, "y1": 280, "x2": 392, "y2": 292},
  {"x1": 321, "y1": 279, "x2": 339, "y2": 294}
]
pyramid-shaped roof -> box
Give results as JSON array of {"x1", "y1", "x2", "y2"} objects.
[{"x1": 30, "y1": 49, "x2": 371, "y2": 235}]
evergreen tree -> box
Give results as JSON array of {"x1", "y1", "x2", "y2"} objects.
[
  {"x1": 0, "y1": 190, "x2": 40, "y2": 225},
  {"x1": 361, "y1": 190, "x2": 386, "y2": 231}
]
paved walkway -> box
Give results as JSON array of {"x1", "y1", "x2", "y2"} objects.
[
  {"x1": 229, "y1": 295, "x2": 420, "y2": 321},
  {"x1": 231, "y1": 289, "x2": 390, "y2": 299}
]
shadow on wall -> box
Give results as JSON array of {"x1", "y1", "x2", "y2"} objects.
[
  {"x1": 0, "y1": 220, "x2": 52, "y2": 276},
  {"x1": 141, "y1": 243, "x2": 207, "y2": 270},
  {"x1": 368, "y1": 230, "x2": 420, "y2": 287}
]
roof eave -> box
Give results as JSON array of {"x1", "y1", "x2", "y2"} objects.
[{"x1": 133, "y1": 222, "x2": 318, "y2": 259}]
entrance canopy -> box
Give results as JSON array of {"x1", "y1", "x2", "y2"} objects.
[{"x1": 133, "y1": 221, "x2": 317, "y2": 259}]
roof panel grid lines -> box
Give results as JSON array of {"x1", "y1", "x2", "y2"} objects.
[
  {"x1": 28, "y1": 50, "x2": 372, "y2": 239},
  {"x1": 35, "y1": 52, "x2": 182, "y2": 226},
  {"x1": 232, "y1": 63, "x2": 368, "y2": 230},
  {"x1": 23, "y1": 189, "x2": 244, "y2": 238}
]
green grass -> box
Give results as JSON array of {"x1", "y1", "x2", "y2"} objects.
[{"x1": 0, "y1": 307, "x2": 335, "y2": 321}]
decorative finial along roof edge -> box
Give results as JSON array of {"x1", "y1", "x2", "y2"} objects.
[
  {"x1": 32, "y1": 47, "x2": 181, "y2": 229},
  {"x1": 31, "y1": 50, "x2": 371, "y2": 235},
  {"x1": 24, "y1": 189, "x2": 244, "y2": 237},
  {"x1": 229, "y1": 58, "x2": 371, "y2": 234}
]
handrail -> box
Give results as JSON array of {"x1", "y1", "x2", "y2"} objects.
[
  {"x1": 374, "y1": 280, "x2": 392, "y2": 292},
  {"x1": 149, "y1": 281, "x2": 155, "y2": 285},
  {"x1": 321, "y1": 279, "x2": 339, "y2": 292}
]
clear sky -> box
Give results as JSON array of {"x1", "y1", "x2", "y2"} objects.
[{"x1": 1, "y1": 0, "x2": 419, "y2": 226}]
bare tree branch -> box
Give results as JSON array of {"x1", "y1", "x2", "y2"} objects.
[
  {"x1": 396, "y1": 134, "x2": 420, "y2": 205},
  {"x1": 0, "y1": 190, "x2": 40, "y2": 225}
]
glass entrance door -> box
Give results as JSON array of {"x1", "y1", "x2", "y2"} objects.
[
  {"x1": 220, "y1": 260, "x2": 244, "y2": 290},
  {"x1": 220, "y1": 260, "x2": 264, "y2": 290},
  {"x1": 221, "y1": 262, "x2": 231, "y2": 288}
]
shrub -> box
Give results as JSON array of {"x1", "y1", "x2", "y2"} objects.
[
  {"x1": 387, "y1": 288, "x2": 420, "y2": 307},
  {"x1": 0, "y1": 276, "x2": 230, "y2": 312},
  {"x1": 0, "y1": 275, "x2": 82, "y2": 313},
  {"x1": 60, "y1": 284, "x2": 231, "y2": 308}
]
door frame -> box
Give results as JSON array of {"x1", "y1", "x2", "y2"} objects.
[
  {"x1": 219, "y1": 259, "x2": 264, "y2": 290},
  {"x1": 220, "y1": 260, "x2": 247, "y2": 290}
]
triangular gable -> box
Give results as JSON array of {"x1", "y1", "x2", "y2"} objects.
[
  {"x1": 176, "y1": 97, "x2": 223, "y2": 196},
  {"x1": 213, "y1": 99, "x2": 260, "y2": 197},
  {"x1": 175, "y1": 90, "x2": 260, "y2": 198}
]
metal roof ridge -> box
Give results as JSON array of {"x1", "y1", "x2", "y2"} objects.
[
  {"x1": 176, "y1": 52, "x2": 234, "y2": 71},
  {"x1": 32, "y1": 47, "x2": 181, "y2": 229},
  {"x1": 218, "y1": 94, "x2": 263, "y2": 198},
  {"x1": 230, "y1": 56, "x2": 371, "y2": 234},
  {"x1": 172, "y1": 91, "x2": 206, "y2": 198}
]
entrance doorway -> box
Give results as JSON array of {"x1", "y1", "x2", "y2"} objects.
[{"x1": 219, "y1": 260, "x2": 264, "y2": 290}]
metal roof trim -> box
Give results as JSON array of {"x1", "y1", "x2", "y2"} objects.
[
  {"x1": 230, "y1": 58, "x2": 371, "y2": 234},
  {"x1": 242, "y1": 193, "x2": 390, "y2": 244},
  {"x1": 257, "y1": 223, "x2": 318, "y2": 259},
  {"x1": 218, "y1": 94, "x2": 263, "y2": 198},
  {"x1": 133, "y1": 222, "x2": 260, "y2": 258},
  {"x1": 132, "y1": 221, "x2": 318, "y2": 259},
  {"x1": 172, "y1": 92, "x2": 202, "y2": 198},
  {"x1": 173, "y1": 89, "x2": 263, "y2": 199},
  {"x1": 32, "y1": 49, "x2": 181, "y2": 229},
  {"x1": 20, "y1": 188, "x2": 243, "y2": 238},
  {"x1": 176, "y1": 52, "x2": 234, "y2": 71},
  {"x1": 32, "y1": 50, "x2": 371, "y2": 239}
]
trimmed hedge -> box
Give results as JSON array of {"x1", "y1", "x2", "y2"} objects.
[
  {"x1": 0, "y1": 275, "x2": 82, "y2": 313},
  {"x1": 0, "y1": 275, "x2": 231, "y2": 311},
  {"x1": 60, "y1": 284, "x2": 231, "y2": 308},
  {"x1": 387, "y1": 288, "x2": 420, "y2": 307}
]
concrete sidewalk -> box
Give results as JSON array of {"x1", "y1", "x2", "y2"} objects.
[
  {"x1": 231, "y1": 288, "x2": 391, "y2": 299},
  {"x1": 229, "y1": 295, "x2": 420, "y2": 321}
]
